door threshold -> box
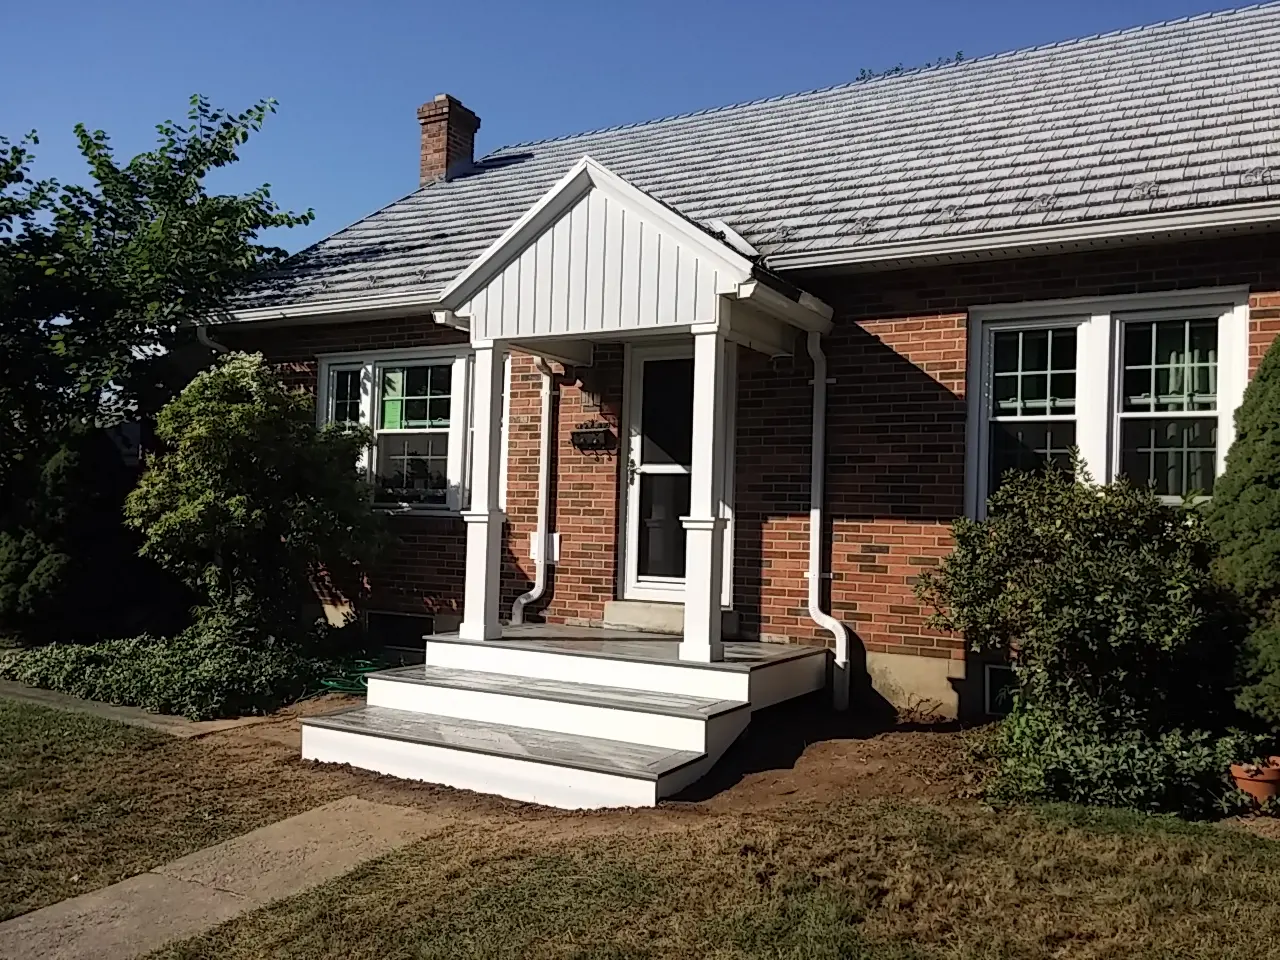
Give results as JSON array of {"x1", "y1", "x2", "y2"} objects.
[{"x1": 603, "y1": 599, "x2": 741, "y2": 638}]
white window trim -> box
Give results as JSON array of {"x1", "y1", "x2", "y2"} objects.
[
  {"x1": 317, "y1": 346, "x2": 510, "y2": 515},
  {"x1": 966, "y1": 286, "x2": 1250, "y2": 517}
]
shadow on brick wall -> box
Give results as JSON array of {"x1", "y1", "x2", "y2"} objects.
[{"x1": 733, "y1": 322, "x2": 985, "y2": 718}]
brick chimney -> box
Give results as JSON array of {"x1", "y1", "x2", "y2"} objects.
[{"x1": 417, "y1": 94, "x2": 480, "y2": 185}]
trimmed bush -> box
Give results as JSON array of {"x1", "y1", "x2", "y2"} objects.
[
  {"x1": 125, "y1": 352, "x2": 384, "y2": 621},
  {"x1": 1207, "y1": 337, "x2": 1280, "y2": 727},
  {"x1": 918, "y1": 460, "x2": 1258, "y2": 815}
]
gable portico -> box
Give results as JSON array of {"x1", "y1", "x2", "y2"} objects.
[{"x1": 433, "y1": 157, "x2": 833, "y2": 663}]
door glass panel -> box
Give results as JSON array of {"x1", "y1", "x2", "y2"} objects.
[
  {"x1": 637, "y1": 474, "x2": 690, "y2": 577},
  {"x1": 640, "y1": 358, "x2": 694, "y2": 465}
]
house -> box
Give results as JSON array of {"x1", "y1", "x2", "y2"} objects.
[{"x1": 214, "y1": 4, "x2": 1280, "y2": 808}]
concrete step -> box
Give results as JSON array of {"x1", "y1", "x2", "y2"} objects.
[
  {"x1": 301, "y1": 706, "x2": 712, "y2": 809},
  {"x1": 603, "y1": 599, "x2": 741, "y2": 638},
  {"x1": 366, "y1": 665, "x2": 749, "y2": 751}
]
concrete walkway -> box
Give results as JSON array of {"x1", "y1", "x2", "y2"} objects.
[
  {"x1": 0, "y1": 796, "x2": 447, "y2": 960},
  {"x1": 0, "y1": 680, "x2": 276, "y2": 738}
]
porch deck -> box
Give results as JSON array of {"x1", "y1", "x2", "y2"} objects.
[{"x1": 423, "y1": 623, "x2": 827, "y2": 672}]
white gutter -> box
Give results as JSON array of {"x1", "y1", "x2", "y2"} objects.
[
  {"x1": 227, "y1": 289, "x2": 446, "y2": 326},
  {"x1": 806, "y1": 331, "x2": 850, "y2": 711},
  {"x1": 766, "y1": 200, "x2": 1280, "y2": 274},
  {"x1": 511, "y1": 356, "x2": 556, "y2": 625}
]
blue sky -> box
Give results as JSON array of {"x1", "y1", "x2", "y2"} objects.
[{"x1": 2, "y1": 0, "x2": 1251, "y2": 252}]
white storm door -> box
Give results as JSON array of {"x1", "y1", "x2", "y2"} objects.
[{"x1": 622, "y1": 344, "x2": 734, "y2": 606}]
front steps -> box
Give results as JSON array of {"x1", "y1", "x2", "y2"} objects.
[{"x1": 302, "y1": 632, "x2": 827, "y2": 809}]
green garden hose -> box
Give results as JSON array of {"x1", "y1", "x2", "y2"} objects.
[{"x1": 319, "y1": 659, "x2": 384, "y2": 694}]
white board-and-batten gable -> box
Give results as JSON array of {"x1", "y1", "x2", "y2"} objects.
[{"x1": 435, "y1": 157, "x2": 757, "y2": 344}]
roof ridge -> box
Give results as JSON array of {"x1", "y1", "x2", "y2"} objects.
[{"x1": 482, "y1": 1, "x2": 1278, "y2": 157}]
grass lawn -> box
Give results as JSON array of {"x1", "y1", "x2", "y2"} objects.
[
  {"x1": 152, "y1": 799, "x2": 1280, "y2": 960},
  {"x1": 6, "y1": 695, "x2": 1280, "y2": 959},
  {"x1": 0, "y1": 698, "x2": 340, "y2": 920}
]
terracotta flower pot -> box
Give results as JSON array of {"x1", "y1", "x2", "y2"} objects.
[{"x1": 1230, "y1": 756, "x2": 1280, "y2": 806}]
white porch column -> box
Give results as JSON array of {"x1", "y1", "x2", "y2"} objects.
[
  {"x1": 681, "y1": 325, "x2": 728, "y2": 662},
  {"x1": 459, "y1": 340, "x2": 507, "y2": 641}
]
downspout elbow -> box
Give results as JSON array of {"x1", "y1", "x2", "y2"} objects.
[
  {"x1": 196, "y1": 324, "x2": 230, "y2": 354},
  {"x1": 806, "y1": 331, "x2": 851, "y2": 710},
  {"x1": 511, "y1": 356, "x2": 555, "y2": 625}
]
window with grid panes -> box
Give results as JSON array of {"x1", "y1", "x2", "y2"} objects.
[
  {"x1": 986, "y1": 326, "x2": 1077, "y2": 496},
  {"x1": 375, "y1": 361, "x2": 453, "y2": 506},
  {"x1": 973, "y1": 291, "x2": 1247, "y2": 515},
  {"x1": 327, "y1": 366, "x2": 363, "y2": 426},
  {"x1": 317, "y1": 349, "x2": 509, "y2": 512},
  {"x1": 1118, "y1": 317, "x2": 1218, "y2": 498}
]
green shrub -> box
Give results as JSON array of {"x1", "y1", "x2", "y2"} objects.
[
  {"x1": 125, "y1": 352, "x2": 384, "y2": 623},
  {"x1": 918, "y1": 461, "x2": 1255, "y2": 815},
  {"x1": 975, "y1": 701, "x2": 1260, "y2": 818},
  {"x1": 0, "y1": 426, "x2": 192, "y2": 643},
  {"x1": 0, "y1": 607, "x2": 343, "y2": 720},
  {"x1": 1207, "y1": 337, "x2": 1280, "y2": 727},
  {"x1": 6, "y1": 354, "x2": 385, "y2": 718}
]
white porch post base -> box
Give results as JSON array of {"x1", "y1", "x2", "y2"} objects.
[
  {"x1": 458, "y1": 509, "x2": 506, "y2": 641},
  {"x1": 682, "y1": 322, "x2": 729, "y2": 664},
  {"x1": 458, "y1": 341, "x2": 508, "y2": 643},
  {"x1": 680, "y1": 516, "x2": 725, "y2": 662}
]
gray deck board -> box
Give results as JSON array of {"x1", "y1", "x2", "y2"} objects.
[
  {"x1": 424, "y1": 627, "x2": 828, "y2": 673},
  {"x1": 303, "y1": 706, "x2": 703, "y2": 780},
  {"x1": 373, "y1": 665, "x2": 748, "y2": 718}
]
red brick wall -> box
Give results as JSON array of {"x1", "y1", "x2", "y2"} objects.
[
  {"x1": 220, "y1": 233, "x2": 1280, "y2": 657},
  {"x1": 1250, "y1": 292, "x2": 1280, "y2": 374},
  {"x1": 799, "y1": 232, "x2": 1280, "y2": 661}
]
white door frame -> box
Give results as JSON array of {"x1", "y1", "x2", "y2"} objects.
[{"x1": 620, "y1": 340, "x2": 735, "y2": 607}]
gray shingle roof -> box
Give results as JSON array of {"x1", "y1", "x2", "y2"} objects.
[{"x1": 240, "y1": 2, "x2": 1280, "y2": 312}]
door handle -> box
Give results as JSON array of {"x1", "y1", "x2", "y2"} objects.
[{"x1": 626, "y1": 456, "x2": 638, "y2": 486}]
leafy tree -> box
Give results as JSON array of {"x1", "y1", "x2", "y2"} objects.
[
  {"x1": 1207, "y1": 338, "x2": 1280, "y2": 726},
  {"x1": 0, "y1": 97, "x2": 312, "y2": 640},
  {"x1": 1, "y1": 96, "x2": 313, "y2": 484}
]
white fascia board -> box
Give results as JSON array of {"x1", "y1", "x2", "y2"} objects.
[
  {"x1": 765, "y1": 200, "x2": 1280, "y2": 273},
  {"x1": 225, "y1": 289, "x2": 447, "y2": 327},
  {"x1": 735, "y1": 280, "x2": 833, "y2": 334},
  {"x1": 439, "y1": 156, "x2": 756, "y2": 313}
]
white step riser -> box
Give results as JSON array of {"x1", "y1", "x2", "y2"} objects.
[
  {"x1": 366, "y1": 678, "x2": 713, "y2": 752},
  {"x1": 302, "y1": 725, "x2": 662, "y2": 809},
  {"x1": 424, "y1": 641, "x2": 750, "y2": 702},
  {"x1": 749, "y1": 652, "x2": 829, "y2": 710}
]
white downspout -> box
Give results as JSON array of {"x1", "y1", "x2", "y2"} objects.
[
  {"x1": 196, "y1": 325, "x2": 230, "y2": 354},
  {"x1": 806, "y1": 331, "x2": 850, "y2": 710},
  {"x1": 511, "y1": 356, "x2": 555, "y2": 625}
]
